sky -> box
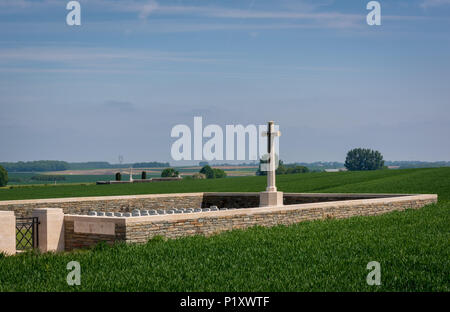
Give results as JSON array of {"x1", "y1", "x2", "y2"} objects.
[{"x1": 0, "y1": 0, "x2": 449, "y2": 165}]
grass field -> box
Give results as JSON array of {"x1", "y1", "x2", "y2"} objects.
[
  {"x1": 1, "y1": 167, "x2": 449, "y2": 201},
  {"x1": 0, "y1": 168, "x2": 449, "y2": 291},
  {"x1": 6, "y1": 173, "x2": 163, "y2": 185}
]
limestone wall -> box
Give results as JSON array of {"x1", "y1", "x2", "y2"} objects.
[
  {"x1": 282, "y1": 192, "x2": 409, "y2": 205},
  {"x1": 202, "y1": 192, "x2": 409, "y2": 208},
  {"x1": 0, "y1": 192, "x2": 412, "y2": 217},
  {"x1": 0, "y1": 193, "x2": 204, "y2": 217},
  {"x1": 63, "y1": 194, "x2": 437, "y2": 250},
  {"x1": 202, "y1": 192, "x2": 259, "y2": 208},
  {"x1": 64, "y1": 216, "x2": 126, "y2": 251}
]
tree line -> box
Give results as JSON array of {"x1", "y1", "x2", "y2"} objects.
[
  {"x1": 0, "y1": 160, "x2": 170, "y2": 172},
  {"x1": 160, "y1": 165, "x2": 227, "y2": 179},
  {"x1": 256, "y1": 160, "x2": 309, "y2": 176},
  {"x1": 256, "y1": 148, "x2": 386, "y2": 175},
  {"x1": 0, "y1": 161, "x2": 70, "y2": 172}
]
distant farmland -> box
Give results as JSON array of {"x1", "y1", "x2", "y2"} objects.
[{"x1": 6, "y1": 166, "x2": 258, "y2": 185}]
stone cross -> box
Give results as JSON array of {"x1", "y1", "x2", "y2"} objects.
[{"x1": 262, "y1": 121, "x2": 281, "y2": 192}]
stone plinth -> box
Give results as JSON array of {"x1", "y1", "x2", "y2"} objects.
[
  {"x1": 0, "y1": 211, "x2": 16, "y2": 256},
  {"x1": 259, "y1": 191, "x2": 283, "y2": 207},
  {"x1": 32, "y1": 208, "x2": 65, "y2": 253}
]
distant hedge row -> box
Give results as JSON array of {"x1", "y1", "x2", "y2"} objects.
[
  {"x1": 132, "y1": 162, "x2": 170, "y2": 168},
  {"x1": 0, "y1": 161, "x2": 69, "y2": 172},
  {"x1": 0, "y1": 165, "x2": 7, "y2": 187},
  {"x1": 0, "y1": 161, "x2": 171, "y2": 172}
]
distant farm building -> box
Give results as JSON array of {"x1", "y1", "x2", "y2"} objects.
[{"x1": 324, "y1": 168, "x2": 348, "y2": 173}]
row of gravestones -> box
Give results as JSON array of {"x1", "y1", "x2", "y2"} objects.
[{"x1": 86, "y1": 206, "x2": 236, "y2": 217}]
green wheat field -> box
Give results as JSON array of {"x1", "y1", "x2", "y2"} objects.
[{"x1": 0, "y1": 167, "x2": 449, "y2": 291}]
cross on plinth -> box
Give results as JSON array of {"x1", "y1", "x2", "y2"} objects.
[
  {"x1": 260, "y1": 121, "x2": 283, "y2": 207},
  {"x1": 262, "y1": 121, "x2": 281, "y2": 192}
]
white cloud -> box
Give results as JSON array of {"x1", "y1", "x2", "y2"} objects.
[
  {"x1": 0, "y1": 45, "x2": 226, "y2": 74},
  {"x1": 121, "y1": 3, "x2": 362, "y2": 25},
  {"x1": 0, "y1": 46, "x2": 219, "y2": 63}
]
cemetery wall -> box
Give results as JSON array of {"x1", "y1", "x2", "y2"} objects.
[
  {"x1": 0, "y1": 193, "x2": 204, "y2": 217},
  {"x1": 282, "y1": 193, "x2": 409, "y2": 205},
  {"x1": 202, "y1": 192, "x2": 409, "y2": 208},
  {"x1": 0, "y1": 192, "x2": 402, "y2": 217},
  {"x1": 64, "y1": 216, "x2": 126, "y2": 251},
  {"x1": 63, "y1": 194, "x2": 437, "y2": 250},
  {"x1": 202, "y1": 192, "x2": 259, "y2": 208}
]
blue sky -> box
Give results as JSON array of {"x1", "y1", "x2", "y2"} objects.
[{"x1": 1, "y1": 0, "x2": 449, "y2": 164}]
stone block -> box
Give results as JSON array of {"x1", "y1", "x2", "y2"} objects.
[
  {"x1": 32, "y1": 208, "x2": 64, "y2": 253},
  {"x1": 259, "y1": 191, "x2": 283, "y2": 207},
  {"x1": 74, "y1": 219, "x2": 115, "y2": 235},
  {"x1": 0, "y1": 211, "x2": 15, "y2": 256}
]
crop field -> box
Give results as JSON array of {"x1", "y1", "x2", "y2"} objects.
[
  {"x1": 0, "y1": 168, "x2": 449, "y2": 291},
  {"x1": 6, "y1": 173, "x2": 163, "y2": 186},
  {"x1": 0, "y1": 167, "x2": 449, "y2": 201},
  {"x1": 5, "y1": 166, "x2": 258, "y2": 185}
]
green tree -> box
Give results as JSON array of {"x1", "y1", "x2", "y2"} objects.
[
  {"x1": 115, "y1": 172, "x2": 121, "y2": 181},
  {"x1": 344, "y1": 148, "x2": 384, "y2": 171},
  {"x1": 0, "y1": 160, "x2": 69, "y2": 172},
  {"x1": 276, "y1": 160, "x2": 287, "y2": 175},
  {"x1": 213, "y1": 168, "x2": 227, "y2": 178},
  {"x1": 199, "y1": 165, "x2": 215, "y2": 179},
  {"x1": 0, "y1": 165, "x2": 8, "y2": 187},
  {"x1": 161, "y1": 168, "x2": 179, "y2": 177},
  {"x1": 141, "y1": 171, "x2": 147, "y2": 179}
]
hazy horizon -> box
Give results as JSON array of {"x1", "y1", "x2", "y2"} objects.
[{"x1": 2, "y1": 159, "x2": 450, "y2": 167}]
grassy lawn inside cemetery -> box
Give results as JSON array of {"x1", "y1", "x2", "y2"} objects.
[{"x1": 0, "y1": 167, "x2": 449, "y2": 291}]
